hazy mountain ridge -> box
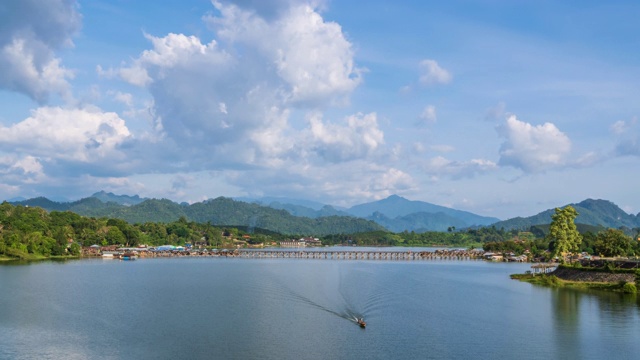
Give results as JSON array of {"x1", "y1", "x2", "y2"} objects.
[
  {"x1": 9, "y1": 196, "x2": 383, "y2": 236},
  {"x1": 233, "y1": 195, "x2": 500, "y2": 232},
  {"x1": 493, "y1": 199, "x2": 640, "y2": 230},
  {"x1": 347, "y1": 195, "x2": 500, "y2": 229},
  {"x1": 268, "y1": 202, "x2": 352, "y2": 218},
  {"x1": 8, "y1": 193, "x2": 639, "y2": 234},
  {"x1": 233, "y1": 196, "x2": 331, "y2": 211},
  {"x1": 366, "y1": 211, "x2": 470, "y2": 233}
]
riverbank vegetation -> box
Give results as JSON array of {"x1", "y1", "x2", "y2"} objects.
[
  {"x1": 512, "y1": 264, "x2": 640, "y2": 293},
  {"x1": 2, "y1": 202, "x2": 640, "y2": 262},
  {"x1": 511, "y1": 273, "x2": 632, "y2": 292}
]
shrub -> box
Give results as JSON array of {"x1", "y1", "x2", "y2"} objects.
[
  {"x1": 541, "y1": 275, "x2": 562, "y2": 287},
  {"x1": 622, "y1": 282, "x2": 637, "y2": 294}
]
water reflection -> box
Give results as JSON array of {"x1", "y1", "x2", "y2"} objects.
[
  {"x1": 550, "y1": 285, "x2": 640, "y2": 359},
  {"x1": 551, "y1": 288, "x2": 582, "y2": 358},
  {"x1": 3, "y1": 259, "x2": 640, "y2": 359}
]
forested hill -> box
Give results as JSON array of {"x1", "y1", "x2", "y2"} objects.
[
  {"x1": 492, "y1": 199, "x2": 640, "y2": 230},
  {"x1": 9, "y1": 196, "x2": 384, "y2": 236}
]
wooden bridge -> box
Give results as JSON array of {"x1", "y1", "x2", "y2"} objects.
[{"x1": 236, "y1": 249, "x2": 484, "y2": 261}]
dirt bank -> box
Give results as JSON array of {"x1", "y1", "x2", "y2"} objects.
[{"x1": 551, "y1": 267, "x2": 634, "y2": 283}]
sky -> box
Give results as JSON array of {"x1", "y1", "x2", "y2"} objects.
[{"x1": 0, "y1": 0, "x2": 639, "y2": 220}]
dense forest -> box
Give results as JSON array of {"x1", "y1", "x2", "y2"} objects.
[
  {"x1": 2, "y1": 202, "x2": 639, "y2": 261},
  {"x1": 11, "y1": 197, "x2": 386, "y2": 235},
  {"x1": 0, "y1": 202, "x2": 278, "y2": 260}
]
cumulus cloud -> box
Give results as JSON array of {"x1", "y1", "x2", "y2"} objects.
[
  {"x1": 419, "y1": 59, "x2": 451, "y2": 86},
  {"x1": 107, "y1": 1, "x2": 364, "y2": 171},
  {"x1": 117, "y1": 32, "x2": 231, "y2": 88},
  {"x1": 0, "y1": 106, "x2": 131, "y2": 163},
  {"x1": 114, "y1": 32, "x2": 256, "y2": 149},
  {"x1": 497, "y1": 115, "x2": 571, "y2": 172},
  {"x1": 0, "y1": 0, "x2": 80, "y2": 102},
  {"x1": 68, "y1": 0, "x2": 435, "y2": 206},
  {"x1": 305, "y1": 112, "x2": 384, "y2": 163},
  {"x1": 207, "y1": 1, "x2": 361, "y2": 106}
]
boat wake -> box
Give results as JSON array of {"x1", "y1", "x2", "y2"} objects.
[{"x1": 247, "y1": 273, "x2": 365, "y2": 325}]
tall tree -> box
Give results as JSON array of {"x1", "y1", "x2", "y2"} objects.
[{"x1": 549, "y1": 206, "x2": 582, "y2": 262}]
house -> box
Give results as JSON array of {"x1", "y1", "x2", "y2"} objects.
[
  {"x1": 299, "y1": 237, "x2": 322, "y2": 247},
  {"x1": 483, "y1": 252, "x2": 504, "y2": 261}
]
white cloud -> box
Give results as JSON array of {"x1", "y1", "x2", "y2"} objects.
[
  {"x1": 613, "y1": 117, "x2": 640, "y2": 156},
  {"x1": 431, "y1": 144, "x2": 455, "y2": 153},
  {"x1": 611, "y1": 120, "x2": 627, "y2": 135},
  {"x1": 225, "y1": 161, "x2": 416, "y2": 207},
  {"x1": 11, "y1": 155, "x2": 43, "y2": 175},
  {"x1": 0, "y1": 155, "x2": 46, "y2": 184},
  {"x1": 418, "y1": 105, "x2": 437, "y2": 125},
  {"x1": 419, "y1": 59, "x2": 451, "y2": 86},
  {"x1": 305, "y1": 112, "x2": 384, "y2": 163},
  {"x1": 423, "y1": 156, "x2": 497, "y2": 179},
  {"x1": 0, "y1": 106, "x2": 131, "y2": 163},
  {"x1": 0, "y1": 0, "x2": 80, "y2": 103},
  {"x1": 485, "y1": 101, "x2": 507, "y2": 122},
  {"x1": 117, "y1": 33, "x2": 231, "y2": 87},
  {"x1": 497, "y1": 115, "x2": 571, "y2": 172},
  {"x1": 109, "y1": 91, "x2": 133, "y2": 107},
  {"x1": 206, "y1": 1, "x2": 361, "y2": 106},
  {"x1": 109, "y1": 2, "x2": 364, "y2": 175}
]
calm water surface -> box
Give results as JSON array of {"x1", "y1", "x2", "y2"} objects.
[{"x1": 1, "y1": 252, "x2": 639, "y2": 359}]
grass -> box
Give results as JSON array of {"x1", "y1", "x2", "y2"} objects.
[
  {"x1": 0, "y1": 252, "x2": 80, "y2": 262},
  {"x1": 511, "y1": 273, "x2": 635, "y2": 293}
]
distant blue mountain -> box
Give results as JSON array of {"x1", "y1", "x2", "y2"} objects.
[
  {"x1": 90, "y1": 191, "x2": 146, "y2": 206},
  {"x1": 235, "y1": 194, "x2": 499, "y2": 232},
  {"x1": 347, "y1": 195, "x2": 500, "y2": 229},
  {"x1": 9, "y1": 191, "x2": 638, "y2": 233}
]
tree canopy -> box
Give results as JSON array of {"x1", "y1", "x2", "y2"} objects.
[
  {"x1": 549, "y1": 206, "x2": 582, "y2": 262},
  {"x1": 593, "y1": 228, "x2": 633, "y2": 257}
]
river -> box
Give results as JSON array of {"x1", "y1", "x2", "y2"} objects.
[{"x1": 1, "y1": 251, "x2": 638, "y2": 359}]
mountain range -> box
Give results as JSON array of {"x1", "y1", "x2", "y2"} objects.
[
  {"x1": 7, "y1": 192, "x2": 640, "y2": 234},
  {"x1": 493, "y1": 198, "x2": 640, "y2": 231}
]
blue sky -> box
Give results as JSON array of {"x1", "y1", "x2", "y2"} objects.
[{"x1": 1, "y1": 0, "x2": 639, "y2": 219}]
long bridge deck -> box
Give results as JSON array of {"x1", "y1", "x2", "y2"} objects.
[{"x1": 235, "y1": 249, "x2": 483, "y2": 261}]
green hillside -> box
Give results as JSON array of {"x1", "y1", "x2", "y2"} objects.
[
  {"x1": 493, "y1": 199, "x2": 640, "y2": 231},
  {"x1": 11, "y1": 196, "x2": 383, "y2": 236}
]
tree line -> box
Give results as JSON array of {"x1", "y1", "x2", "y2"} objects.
[
  {"x1": 0, "y1": 202, "x2": 290, "y2": 260},
  {"x1": 2, "y1": 203, "x2": 639, "y2": 261}
]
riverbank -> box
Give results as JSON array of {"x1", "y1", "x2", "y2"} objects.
[
  {"x1": 0, "y1": 254, "x2": 80, "y2": 262},
  {"x1": 512, "y1": 265, "x2": 638, "y2": 293}
]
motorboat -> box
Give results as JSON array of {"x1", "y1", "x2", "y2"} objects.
[{"x1": 357, "y1": 318, "x2": 366, "y2": 328}]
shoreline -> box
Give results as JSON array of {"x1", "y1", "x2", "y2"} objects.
[
  {"x1": 0, "y1": 255, "x2": 80, "y2": 263},
  {"x1": 512, "y1": 265, "x2": 638, "y2": 293}
]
